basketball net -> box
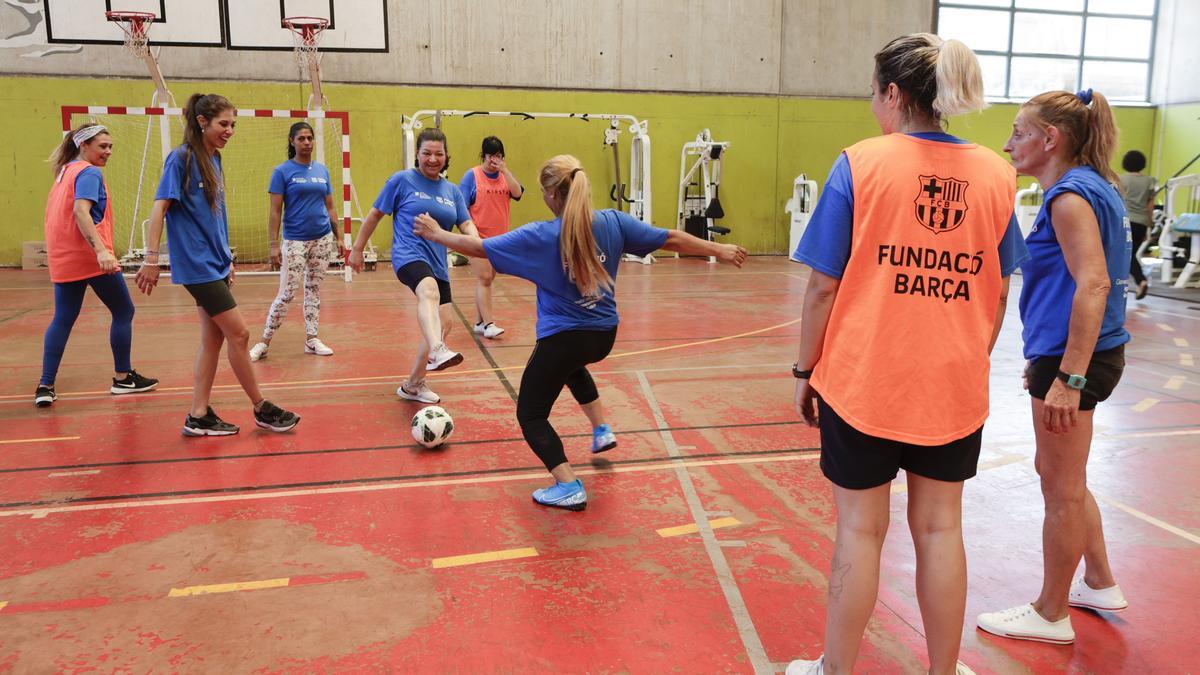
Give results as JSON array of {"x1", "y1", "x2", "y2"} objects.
[
  {"x1": 106, "y1": 11, "x2": 155, "y2": 58},
  {"x1": 283, "y1": 17, "x2": 328, "y2": 71}
]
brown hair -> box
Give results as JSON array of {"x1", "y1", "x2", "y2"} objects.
[
  {"x1": 415, "y1": 127, "x2": 450, "y2": 173},
  {"x1": 1023, "y1": 89, "x2": 1120, "y2": 184},
  {"x1": 874, "y1": 33, "x2": 987, "y2": 123},
  {"x1": 182, "y1": 93, "x2": 234, "y2": 209},
  {"x1": 540, "y1": 155, "x2": 612, "y2": 298},
  {"x1": 48, "y1": 124, "x2": 107, "y2": 177}
]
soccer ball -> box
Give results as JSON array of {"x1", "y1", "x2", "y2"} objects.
[{"x1": 411, "y1": 406, "x2": 454, "y2": 448}]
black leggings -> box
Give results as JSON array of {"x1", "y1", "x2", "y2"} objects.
[
  {"x1": 1130, "y1": 222, "x2": 1147, "y2": 285},
  {"x1": 517, "y1": 328, "x2": 618, "y2": 471}
]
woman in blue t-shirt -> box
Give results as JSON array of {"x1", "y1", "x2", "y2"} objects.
[
  {"x1": 348, "y1": 128, "x2": 478, "y2": 405},
  {"x1": 413, "y1": 154, "x2": 746, "y2": 511},
  {"x1": 977, "y1": 89, "x2": 1132, "y2": 645},
  {"x1": 249, "y1": 122, "x2": 344, "y2": 362},
  {"x1": 135, "y1": 93, "x2": 300, "y2": 437}
]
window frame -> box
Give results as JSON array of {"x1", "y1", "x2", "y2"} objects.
[{"x1": 935, "y1": 0, "x2": 1160, "y2": 103}]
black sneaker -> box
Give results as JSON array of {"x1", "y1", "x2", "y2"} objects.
[
  {"x1": 111, "y1": 369, "x2": 160, "y2": 395},
  {"x1": 182, "y1": 407, "x2": 240, "y2": 436},
  {"x1": 254, "y1": 400, "x2": 300, "y2": 433},
  {"x1": 34, "y1": 384, "x2": 57, "y2": 408}
]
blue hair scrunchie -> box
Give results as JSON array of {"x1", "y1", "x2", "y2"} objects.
[{"x1": 1075, "y1": 88, "x2": 1094, "y2": 105}]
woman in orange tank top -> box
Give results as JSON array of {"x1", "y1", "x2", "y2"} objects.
[
  {"x1": 787, "y1": 34, "x2": 1026, "y2": 675},
  {"x1": 459, "y1": 136, "x2": 523, "y2": 338}
]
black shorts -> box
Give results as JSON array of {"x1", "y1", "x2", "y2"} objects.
[
  {"x1": 817, "y1": 396, "x2": 983, "y2": 490},
  {"x1": 183, "y1": 276, "x2": 237, "y2": 317},
  {"x1": 395, "y1": 261, "x2": 451, "y2": 305},
  {"x1": 1026, "y1": 344, "x2": 1125, "y2": 411}
]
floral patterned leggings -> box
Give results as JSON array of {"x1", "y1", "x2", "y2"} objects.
[{"x1": 262, "y1": 233, "x2": 333, "y2": 341}]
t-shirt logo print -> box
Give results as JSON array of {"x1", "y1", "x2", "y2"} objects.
[{"x1": 914, "y1": 175, "x2": 970, "y2": 234}]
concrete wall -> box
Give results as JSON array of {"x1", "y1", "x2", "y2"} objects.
[{"x1": 0, "y1": 0, "x2": 930, "y2": 97}]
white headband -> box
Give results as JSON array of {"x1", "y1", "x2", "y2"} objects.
[{"x1": 72, "y1": 125, "x2": 107, "y2": 147}]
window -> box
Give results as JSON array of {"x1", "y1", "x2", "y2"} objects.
[{"x1": 936, "y1": 0, "x2": 1158, "y2": 103}]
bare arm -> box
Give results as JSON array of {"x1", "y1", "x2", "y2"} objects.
[
  {"x1": 988, "y1": 275, "x2": 1011, "y2": 354},
  {"x1": 135, "y1": 199, "x2": 171, "y2": 294},
  {"x1": 346, "y1": 207, "x2": 385, "y2": 272},
  {"x1": 268, "y1": 193, "x2": 284, "y2": 266},
  {"x1": 325, "y1": 193, "x2": 345, "y2": 255},
  {"x1": 659, "y1": 229, "x2": 747, "y2": 266},
  {"x1": 1042, "y1": 193, "x2": 1112, "y2": 432},
  {"x1": 500, "y1": 163, "x2": 523, "y2": 199},
  {"x1": 72, "y1": 199, "x2": 118, "y2": 273},
  {"x1": 457, "y1": 219, "x2": 480, "y2": 238},
  {"x1": 416, "y1": 214, "x2": 486, "y2": 258},
  {"x1": 793, "y1": 269, "x2": 841, "y2": 425}
]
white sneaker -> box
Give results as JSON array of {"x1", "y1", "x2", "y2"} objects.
[
  {"x1": 785, "y1": 656, "x2": 822, "y2": 675},
  {"x1": 957, "y1": 662, "x2": 976, "y2": 675},
  {"x1": 425, "y1": 343, "x2": 463, "y2": 371},
  {"x1": 397, "y1": 380, "x2": 440, "y2": 404},
  {"x1": 976, "y1": 603, "x2": 1074, "y2": 645},
  {"x1": 473, "y1": 321, "x2": 505, "y2": 338},
  {"x1": 304, "y1": 337, "x2": 334, "y2": 356},
  {"x1": 249, "y1": 342, "x2": 269, "y2": 362},
  {"x1": 1069, "y1": 577, "x2": 1128, "y2": 612}
]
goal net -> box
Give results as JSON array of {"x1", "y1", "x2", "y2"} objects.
[{"x1": 60, "y1": 105, "x2": 361, "y2": 275}]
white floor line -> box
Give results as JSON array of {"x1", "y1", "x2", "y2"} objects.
[
  {"x1": 1094, "y1": 493, "x2": 1200, "y2": 546},
  {"x1": 636, "y1": 370, "x2": 772, "y2": 675}
]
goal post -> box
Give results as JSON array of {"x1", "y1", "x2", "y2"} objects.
[{"x1": 61, "y1": 105, "x2": 358, "y2": 279}]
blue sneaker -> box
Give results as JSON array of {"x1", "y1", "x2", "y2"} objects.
[
  {"x1": 532, "y1": 479, "x2": 587, "y2": 511},
  {"x1": 592, "y1": 424, "x2": 617, "y2": 454}
]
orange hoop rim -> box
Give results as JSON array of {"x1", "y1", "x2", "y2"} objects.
[
  {"x1": 282, "y1": 16, "x2": 329, "y2": 39},
  {"x1": 106, "y1": 10, "x2": 156, "y2": 29}
]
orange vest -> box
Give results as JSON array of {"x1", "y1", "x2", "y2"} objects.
[
  {"x1": 811, "y1": 134, "x2": 1016, "y2": 445},
  {"x1": 44, "y1": 161, "x2": 114, "y2": 283},
  {"x1": 467, "y1": 166, "x2": 512, "y2": 238}
]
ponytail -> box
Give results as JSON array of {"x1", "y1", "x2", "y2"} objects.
[
  {"x1": 181, "y1": 92, "x2": 234, "y2": 210},
  {"x1": 540, "y1": 155, "x2": 613, "y2": 298},
  {"x1": 48, "y1": 124, "x2": 105, "y2": 177},
  {"x1": 1024, "y1": 89, "x2": 1120, "y2": 184},
  {"x1": 933, "y1": 38, "x2": 987, "y2": 117}
]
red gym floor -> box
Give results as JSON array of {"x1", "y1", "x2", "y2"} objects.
[{"x1": 0, "y1": 257, "x2": 1196, "y2": 673}]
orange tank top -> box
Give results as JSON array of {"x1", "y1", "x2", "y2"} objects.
[
  {"x1": 44, "y1": 161, "x2": 114, "y2": 283},
  {"x1": 467, "y1": 166, "x2": 512, "y2": 238},
  {"x1": 811, "y1": 134, "x2": 1016, "y2": 445}
]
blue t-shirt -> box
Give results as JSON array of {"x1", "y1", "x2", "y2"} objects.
[
  {"x1": 154, "y1": 146, "x2": 233, "y2": 285},
  {"x1": 269, "y1": 160, "x2": 333, "y2": 241},
  {"x1": 458, "y1": 168, "x2": 522, "y2": 206},
  {"x1": 72, "y1": 163, "x2": 107, "y2": 224},
  {"x1": 483, "y1": 209, "x2": 669, "y2": 339},
  {"x1": 793, "y1": 132, "x2": 1028, "y2": 279},
  {"x1": 372, "y1": 169, "x2": 470, "y2": 279},
  {"x1": 1019, "y1": 165, "x2": 1131, "y2": 360}
]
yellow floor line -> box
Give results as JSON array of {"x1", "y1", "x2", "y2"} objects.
[
  {"x1": 657, "y1": 516, "x2": 742, "y2": 538},
  {"x1": 1095, "y1": 493, "x2": 1200, "y2": 546},
  {"x1": 1165, "y1": 376, "x2": 1186, "y2": 391},
  {"x1": 0, "y1": 436, "x2": 80, "y2": 445},
  {"x1": 168, "y1": 577, "x2": 290, "y2": 597},
  {"x1": 1157, "y1": 323, "x2": 1176, "y2": 333},
  {"x1": 1132, "y1": 398, "x2": 1160, "y2": 412},
  {"x1": 0, "y1": 601, "x2": 7, "y2": 611},
  {"x1": 1175, "y1": 338, "x2": 1190, "y2": 348},
  {"x1": 1106, "y1": 427, "x2": 1200, "y2": 439},
  {"x1": 431, "y1": 547, "x2": 538, "y2": 569},
  {"x1": 1182, "y1": 353, "x2": 1195, "y2": 367}
]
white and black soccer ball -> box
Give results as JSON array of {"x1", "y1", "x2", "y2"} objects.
[{"x1": 411, "y1": 405, "x2": 454, "y2": 448}]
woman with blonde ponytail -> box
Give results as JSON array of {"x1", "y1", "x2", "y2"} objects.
[
  {"x1": 788, "y1": 33, "x2": 1026, "y2": 675},
  {"x1": 36, "y1": 124, "x2": 158, "y2": 407},
  {"x1": 414, "y1": 154, "x2": 746, "y2": 511},
  {"x1": 977, "y1": 88, "x2": 1131, "y2": 645},
  {"x1": 135, "y1": 93, "x2": 300, "y2": 437}
]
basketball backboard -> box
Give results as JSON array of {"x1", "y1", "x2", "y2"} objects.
[
  {"x1": 225, "y1": 0, "x2": 387, "y2": 52},
  {"x1": 43, "y1": 0, "x2": 224, "y2": 47}
]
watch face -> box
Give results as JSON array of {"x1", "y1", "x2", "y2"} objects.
[{"x1": 1067, "y1": 374, "x2": 1087, "y2": 390}]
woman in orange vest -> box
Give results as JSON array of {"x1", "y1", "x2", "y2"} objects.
[
  {"x1": 787, "y1": 34, "x2": 1027, "y2": 675},
  {"x1": 37, "y1": 124, "x2": 158, "y2": 407},
  {"x1": 458, "y1": 136, "x2": 522, "y2": 338}
]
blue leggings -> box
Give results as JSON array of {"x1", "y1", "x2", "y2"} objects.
[{"x1": 41, "y1": 273, "x2": 135, "y2": 386}]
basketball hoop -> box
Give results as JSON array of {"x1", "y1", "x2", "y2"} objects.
[
  {"x1": 282, "y1": 16, "x2": 329, "y2": 69},
  {"x1": 106, "y1": 11, "x2": 156, "y2": 58}
]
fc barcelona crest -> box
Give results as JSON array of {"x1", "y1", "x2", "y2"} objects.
[{"x1": 914, "y1": 175, "x2": 969, "y2": 234}]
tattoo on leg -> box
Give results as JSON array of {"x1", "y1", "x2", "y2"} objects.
[{"x1": 829, "y1": 548, "x2": 851, "y2": 601}]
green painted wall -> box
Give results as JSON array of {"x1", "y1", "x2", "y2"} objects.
[
  {"x1": 1154, "y1": 102, "x2": 1200, "y2": 186},
  {"x1": 0, "y1": 75, "x2": 1158, "y2": 265}
]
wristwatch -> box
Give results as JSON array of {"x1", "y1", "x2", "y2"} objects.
[
  {"x1": 792, "y1": 364, "x2": 813, "y2": 379},
  {"x1": 1056, "y1": 370, "x2": 1087, "y2": 390}
]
